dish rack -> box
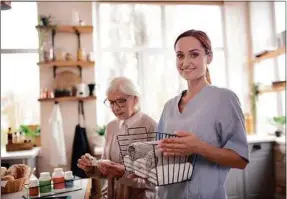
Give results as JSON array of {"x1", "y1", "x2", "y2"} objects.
[{"x1": 117, "y1": 127, "x2": 197, "y2": 186}]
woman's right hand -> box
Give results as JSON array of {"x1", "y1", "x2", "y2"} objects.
[{"x1": 77, "y1": 153, "x2": 108, "y2": 176}]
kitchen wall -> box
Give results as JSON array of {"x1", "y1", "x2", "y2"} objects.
[{"x1": 37, "y1": 2, "x2": 97, "y2": 173}]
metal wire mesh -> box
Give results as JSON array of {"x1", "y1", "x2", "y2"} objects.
[{"x1": 117, "y1": 127, "x2": 197, "y2": 186}]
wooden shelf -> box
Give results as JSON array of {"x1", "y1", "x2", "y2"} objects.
[
  {"x1": 36, "y1": 25, "x2": 93, "y2": 33},
  {"x1": 250, "y1": 46, "x2": 285, "y2": 64},
  {"x1": 38, "y1": 96, "x2": 96, "y2": 103},
  {"x1": 37, "y1": 61, "x2": 95, "y2": 68},
  {"x1": 258, "y1": 85, "x2": 286, "y2": 94}
]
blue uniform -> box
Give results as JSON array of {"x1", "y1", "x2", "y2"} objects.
[{"x1": 157, "y1": 85, "x2": 249, "y2": 199}]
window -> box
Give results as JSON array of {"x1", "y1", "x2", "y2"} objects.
[
  {"x1": 1, "y1": 2, "x2": 40, "y2": 133},
  {"x1": 274, "y1": 1, "x2": 286, "y2": 34},
  {"x1": 94, "y1": 3, "x2": 226, "y2": 125}
]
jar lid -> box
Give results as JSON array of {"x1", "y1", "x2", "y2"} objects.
[
  {"x1": 54, "y1": 168, "x2": 63, "y2": 172},
  {"x1": 29, "y1": 178, "x2": 39, "y2": 187},
  {"x1": 40, "y1": 172, "x2": 50, "y2": 178},
  {"x1": 64, "y1": 171, "x2": 74, "y2": 179}
]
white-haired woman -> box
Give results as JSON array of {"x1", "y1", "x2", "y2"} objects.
[{"x1": 78, "y1": 76, "x2": 157, "y2": 199}]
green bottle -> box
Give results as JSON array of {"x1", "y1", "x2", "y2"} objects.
[{"x1": 39, "y1": 172, "x2": 52, "y2": 193}]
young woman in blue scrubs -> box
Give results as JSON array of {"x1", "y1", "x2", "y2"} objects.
[{"x1": 157, "y1": 30, "x2": 249, "y2": 199}]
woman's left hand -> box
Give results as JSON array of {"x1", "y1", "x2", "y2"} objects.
[
  {"x1": 158, "y1": 131, "x2": 203, "y2": 156},
  {"x1": 99, "y1": 161, "x2": 125, "y2": 178}
]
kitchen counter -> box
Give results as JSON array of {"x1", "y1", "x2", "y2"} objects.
[
  {"x1": 1, "y1": 147, "x2": 41, "y2": 169},
  {"x1": 247, "y1": 134, "x2": 285, "y2": 144},
  {"x1": 1, "y1": 178, "x2": 89, "y2": 199},
  {"x1": 1, "y1": 147, "x2": 41, "y2": 160}
]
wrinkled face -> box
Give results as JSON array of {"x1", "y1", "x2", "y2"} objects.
[
  {"x1": 175, "y1": 36, "x2": 212, "y2": 81},
  {"x1": 106, "y1": 91, "x2": 138, "y2": 120}
]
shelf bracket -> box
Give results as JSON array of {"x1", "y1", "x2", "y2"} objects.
[
  {"x1": 53, "y1": 65, "x2": 57, "y2": 78},
  {"x1": 77, "y1": 65, "x2": 82, "y2": 79},
  {"x1": 75, "y1": 29, "x2": 81, "y2": 49},
  {"x1": 51, "y1": 29, "x2": 56, "y2": 61}
]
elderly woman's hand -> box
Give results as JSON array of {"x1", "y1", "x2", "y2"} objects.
[
  {"x1": 77, "y1": 153, "x2": 108, "y2": 176},
  {"x1": 158, "y1": 131, "x2": 202, "y2": 156},
  {"x1": 99, "y1": 161, "x2": 125, "y2": 178}
]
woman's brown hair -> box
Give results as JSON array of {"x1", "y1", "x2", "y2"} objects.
[{"x1": 174, "y1": 29, "x2": 212, "y2": 84}]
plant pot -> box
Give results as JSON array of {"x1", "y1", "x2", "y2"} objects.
[
  {"x1": 275, "y1": 130, "x2": 282, "y2": 137},
  {"x1": 88, "y1": 84, "x2": 95, "y2": 96}
]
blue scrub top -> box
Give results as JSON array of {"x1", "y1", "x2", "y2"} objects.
[{"x1": 156, "y1": 85, "x2": 249, "y2": 199}]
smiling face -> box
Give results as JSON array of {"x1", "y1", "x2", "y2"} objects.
[
  {"x1": 175, "y1": 36, "x2": 212, "y2": 81},
  {"x1": 107, "y1": 91, "x2": 138, "y2": 120}
]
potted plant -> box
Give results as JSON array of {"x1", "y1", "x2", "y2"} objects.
[
  {"x1": 94, "y1": 125, "x2": 106, "y2": 146},
  {"x1": 19, "y1": 125, "x2": 41, "y2": 147},
  {"x1": 269, "y1": 116, "x2": 286, "y2": 137}
]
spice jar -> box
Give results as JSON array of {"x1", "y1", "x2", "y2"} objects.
[
  {"x1": 29, "y1": 178, "x2": 39, "y2": 197},
  {"x1": 64, "y1": 171, "x2": 74, "y2": 188},
  {"x1": 39, "y1": 172, "x2": 52, "y2": 193},
  {"x1": 77, "y1": 48, "x2": 86, "y2": 61},
  {"x1": 52, "y1": 168, "x2": 65, "y2": 189}
]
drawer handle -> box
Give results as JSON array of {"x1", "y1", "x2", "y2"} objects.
[{"x1": 252, "y1": 144, "x2": 261, "y2": 151}]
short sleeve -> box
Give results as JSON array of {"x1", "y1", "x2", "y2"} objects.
[
  {"x1": 156, "y1": 104, "x2": 167, "y2": 140},
  {"x1": 217, "y1": 91, "x2": 249, "y2": 162}
]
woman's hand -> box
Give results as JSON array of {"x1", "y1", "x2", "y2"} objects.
[
  {"x1": 99, "y1": 161, "x2": 125, "y2": 178},
  {"x1": 158, "y1": 131, "x2": 202, "y2": 156},
  {"x1": 77, "y1": 153, "x2": 108, "y2": 176}
]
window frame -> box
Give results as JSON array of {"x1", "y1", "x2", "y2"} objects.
[{"x1": 94, "y1": 2, "x2": 228, "y2": 123}]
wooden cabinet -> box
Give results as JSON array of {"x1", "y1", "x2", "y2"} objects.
[{"x1": 274, "y1": 143, "x2": 286, "y2": 199}]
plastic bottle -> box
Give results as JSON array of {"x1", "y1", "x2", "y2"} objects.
[
  {"x1": 29, "y1": 178, "x2": 39, "y2": 197},
  {"x1": 52, "y1": 168, "x2": 65, "y2": 189},
  {"x1": 39, "y1": 172, "x2": 52, "y2": 193},
  {"x1": 64, "y1": 171, "x2": 74, "y2": 188}
]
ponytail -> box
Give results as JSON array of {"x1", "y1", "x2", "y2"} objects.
[{"x1": 206, "y1": 68, "x2": 211, "y2": 84}]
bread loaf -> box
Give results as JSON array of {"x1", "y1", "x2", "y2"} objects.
[
  {"x1": 6, "y1": 164, "x2": 30, "y2": 179},
  {"x1": 1, "y1": 175, "x2": 14, "y2": 181}
]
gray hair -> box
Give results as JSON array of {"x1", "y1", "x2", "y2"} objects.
[{"x1": 106, "y1": 76, "x2": 141, "y2": 99}]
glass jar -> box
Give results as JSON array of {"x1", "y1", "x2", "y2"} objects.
[
  {"x1": 52, "y1": 168, "x2": 65, "y2": 189},
  {"x1": 39, "y1": 172, "x2": 52, "y2": 193},
  {"x1": 64, "y1": 171, "x2": 74, "y2": 188}
]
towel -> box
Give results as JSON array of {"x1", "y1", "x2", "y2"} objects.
[
  {"x1": 148, "y1": 162, "x2": 193, "y2": 185},
  {"x1": 123, "y1": 155, "x2": 133, "y2": 172},
  {"x1": 133, "y1": 158, "x2": 149, "y2": 178},
  {"x1": 145, "y1": 149, "x2": 163, "y2": 170},
  {"x1": 49, "y1": 104, "x2": 67, "y2": 166},
  {"x1": 127, "y1": 142, "x2": 154, "y2": 161}
]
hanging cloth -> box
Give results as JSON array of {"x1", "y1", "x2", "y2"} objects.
[
  {"x1": 48, "y1": 103, "x2": 67, "y2": 167},
  {"x1": 71, "y1": 101, "x2": 91, "y2": 178}
]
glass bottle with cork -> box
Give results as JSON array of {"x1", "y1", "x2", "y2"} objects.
[{"x1": 7, "y1": 127, "x2": 13, "y2": 144}]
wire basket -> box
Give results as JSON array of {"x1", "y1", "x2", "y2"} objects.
[{"x1": 117, "y1": 127, "x2": 197, "y2": 186}]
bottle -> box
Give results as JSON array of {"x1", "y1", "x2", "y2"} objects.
[
  {"x1": 19, "y1": 132, "x2": 26, "y2": 143},
  {"x1": 7, "y1": 128, "x2": 13, "y2": 144},
  {"x1": 52, "y1": 168, "x2": 65, "y2": 189},
  {"x1": 39, "y1": 172, "x2": 52, "y2": 193},
  {"x1": 244, "y1": 113, "x2": 254, "y2": 135},
  {"x1": 64, "y1": 171, "x2": 74, "y2": 188},
  {"x1": 12, "y1": 132, "x2": 17, "y2": 143},
  {"x1": 29, "y1": 178, "x2": 39, "y2": 197}
]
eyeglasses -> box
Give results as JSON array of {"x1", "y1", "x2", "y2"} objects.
[{"x1": 103, "y1": 96, "x2": 131, "y2": 108}]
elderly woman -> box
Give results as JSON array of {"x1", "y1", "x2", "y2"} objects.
[{"x1": 77, "y1": 76, "x2": 157, "y2": 199}]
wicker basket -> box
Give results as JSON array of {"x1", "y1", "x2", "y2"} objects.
[{"x1": 1, "y1": 177, "x2": 28, "y2": 194}]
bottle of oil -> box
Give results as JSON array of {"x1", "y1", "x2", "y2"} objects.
[
  {"x1": 244, "y1": 113, "x2": 254, "y2": 135},
  {"x1": 7, "y1": 127, "x2": 13, "y2": 144}
]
